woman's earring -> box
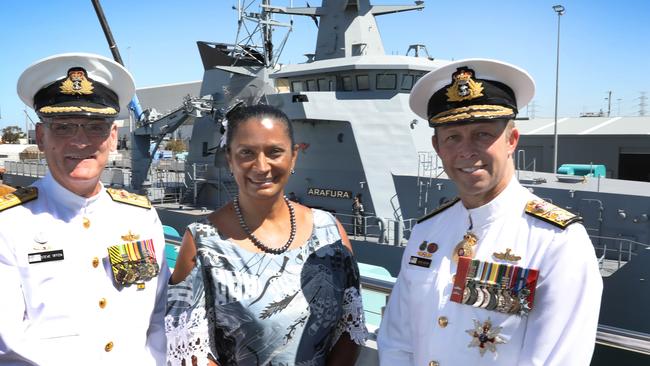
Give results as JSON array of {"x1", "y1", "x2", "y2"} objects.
[{"x1": 291, "y1": 169, "x2": 295, "y2": 175}]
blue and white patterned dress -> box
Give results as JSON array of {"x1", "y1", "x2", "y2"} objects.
[{"x1": 166, "y1": 209, "x2": 367, "y2": 366}]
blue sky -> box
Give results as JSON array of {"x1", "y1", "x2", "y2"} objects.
[{"x1": 1, "y1": 0, "x2": 649, "y2": 130}]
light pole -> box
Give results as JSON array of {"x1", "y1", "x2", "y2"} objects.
[{"x1": 552, "y1": 4, "x2": 565, "y2": 174}]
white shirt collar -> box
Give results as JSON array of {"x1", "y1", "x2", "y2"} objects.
[
  {"x1": 41, "y1": 172, "x2": 107, "y2": 214},
  {"x1": 462, "y1": 176, "x2": 530, "y2": 229}
]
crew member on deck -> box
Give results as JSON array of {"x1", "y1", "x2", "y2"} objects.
[
  {"x1": 377, "y1": 59, "x2": 603, "y2": 365},
  {"x1": 0, "y1": 53, "x2": 169, "y2": 365}
]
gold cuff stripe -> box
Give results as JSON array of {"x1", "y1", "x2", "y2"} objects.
[
  {"x1": 39, "y1": 106, "x2": 118, "y2": 115},
  {"x1": 430, "y1": 105, "x2": 514, "y2": 124}
]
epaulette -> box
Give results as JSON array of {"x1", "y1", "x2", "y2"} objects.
[
  {"x1": 417, "y1": 197, "x2": 461, "y2": 224},
  {"x1": 0, "y1": 183, "x2": 16, "y2": 196},
  {"x1": 0, "y1": 187, "x2": 38, "y2": 212},
  {"x1": 106, "y1": 188, "x2": 151, "y2": 209},
  {"x1": 525, "y1": 199, "x2": 582, "y2": 229}
]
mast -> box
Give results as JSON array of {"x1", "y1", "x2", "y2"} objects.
[{"x1": 90, "y1": 0, "x2": 144, "y2": 120}]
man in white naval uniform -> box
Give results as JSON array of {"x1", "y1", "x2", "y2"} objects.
[
  {"x1": 0, "y1": 53, "x2": 169, "y2": 365},
  {"x1": 377, "y1": 59, "x2": 603, "y2": 365}
]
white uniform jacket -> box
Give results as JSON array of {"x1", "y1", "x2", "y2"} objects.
[
  {"x1": 378, "y1": 178, "x2": 603, "y2": 366},
  {"x1": 0, "y1": 173, "x2": 170, "y2": 365}
]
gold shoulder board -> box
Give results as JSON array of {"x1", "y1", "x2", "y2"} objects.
[
  {"x1": 0, "y1": 184, "x2": 16, "y2": 196},
  {"x1": 525, "y1": 199, "x2": 582, "y2": 229},
  {"x1": 106, "y1": 188, "x2": 151, "y2": 209},
  {"x1": 0, "y1": 187, "x2": 38, "y2": 212},
  {"x1": 417, "y1": 197, "x2": 461, "y2": 224}
]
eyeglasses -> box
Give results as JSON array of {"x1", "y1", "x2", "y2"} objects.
[{"x1": 45, "y1": 121, "x2": 113, "y2": 137}]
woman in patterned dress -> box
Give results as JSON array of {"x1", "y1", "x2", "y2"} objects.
[{"x1": 166, "y1": 105, "x2": 367, "y2": 366}]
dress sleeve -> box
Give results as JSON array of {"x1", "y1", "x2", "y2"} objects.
[
  {"x1": 377, "y1": 250, "x2": 415, "y2": 364},
  {"x1": 333, "y1": 251, "x2": 368, "y2": 346},
  {"x1": 146, "y1": 209, "x2": 171, "y2": 365},
  {"x1": 517, "y1": 224, "x2": 603, "y2": 365},
  {"x1": 165, "y1": 223, "x2": 214, "y2": 366},
  {"x1": 0, "y1": 230, "x2": 37, "y2": 364}
]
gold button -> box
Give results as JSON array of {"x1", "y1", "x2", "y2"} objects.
[
  {"x1": 92, "y1": 257, "x2": 100, "y2": 268},
  {"x1": 438, "y1": 316, "x2": 449, "y2": 328},
  {"x1": 104, "y1": 341, "x2": 113, "y2": 352},
  {"x1": 429, "y1": 361, "x2": 440, "y2": 366},
  {"x1": 99, "y1": 298, "x2": 107, "y2": 309},
  {"x1": 83, "y1": 217, "x2": 90, "y2": 229}
]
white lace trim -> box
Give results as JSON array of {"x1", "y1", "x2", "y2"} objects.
[
  {"x1": 332, "y1": 287, "x2": 368, "y2": 346},
  {"x1": 165, "y1": 308, "x2": 212, "y2": 366}
]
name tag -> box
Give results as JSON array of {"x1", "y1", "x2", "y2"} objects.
[
  {"x1": 28, "y1": 250, "x2": 64, "y2": 264},
  {"x1": 409, "y1": 255, "x2": 431, "y2": 268}
]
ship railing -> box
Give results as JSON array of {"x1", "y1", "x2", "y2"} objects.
[
  {"x1": 358, "y1": 275, "x2": 650, "y2": 356},
  {"x1": 184, "y1": 163, "x2": 211, "y2": 182},
  {"x1": 100, "y1": 168, "x2": 129, "y2": 187},
  {"x1": 5, "y1": 160, "x2": 47, "y2": 178},
  {"x1": 180, "y1": 163, "x2": 212, "y2": 205},
  {"x1": 589, "y1": 234, "x2": 650, "y2": 276},
  {"x1": 416, "y1": 152, "x2": 446, "y2": 214},
  {"x1": 153, "y1": 160, "x2": 185, "y2": 172},
  {"x1": 149, "y1": 167, "x2": 185, "y2": 188},
  {"x1": 332, "y1": 212, "x2": 410, "y2": 246}
]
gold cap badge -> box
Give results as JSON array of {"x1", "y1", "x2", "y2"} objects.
[
  {"x1": 60, "y1": 68, "x2": 94, "y2": 95},
  {"x1": 445, "y1": 67, "x2": 484, "y2": 102}
]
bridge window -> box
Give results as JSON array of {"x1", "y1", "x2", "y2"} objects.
[
  {"x1": 342, "y1": 76, "x2": 353, "y2": 91},
  {"x1": 401, "y1": 75, "x2": 415, "y2": 90},
  {"x1": 377, "y1": 74, "x2": 397, "y2": 90},
  {"x1": 356, "y1": 75, "x2": 370, "y2": 90},
  {"x1": 291, "y1": 81, "x2": 304, "y2": 92},
  {"x1": 306, "y1": 79, "x2": 317, "y2": 91},
  {"x1": 318, "y1": 78, "x2": 329, "y2": 91}
]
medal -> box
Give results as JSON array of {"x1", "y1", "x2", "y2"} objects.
[
  {"x1": 452, "y1": 232, "x2": 478, "y2": 263},
  {"x1": 452, "y1": 214, "x2": 479, "y2": 263},
  {"x1": 466, "y1": 318, "x2": 506, "y2": 356},
  {"x1": 472, "y1": 284, "x2": 485, "y2": 307},
  {"x1": 486, "y1": 264, "x2": 505, "y2": 310},
  {"x1": 462, "y1": 283, "x2": 472, "y2": 304},
  {"x1": 467, "y1": 281, "x2": 479, "y2": 305},
  {"x1": 496, "y1": 288, "x2": 509, "y2": 312},
  {"x1": 455, "y1": 258, "x2": 477, "y2": 304},
  {"x1": 452, "y1": 257, "x2": 540, "y2": 316},
  {"x1": 108, "y1": 236, "x2": 159, "y2": 287},
  {"x1": 476, "y1": 262, "x2": 494, "y2": 308},
  {"x1": 485, "y1": 286, "x2": 498, "y2": 310},
  {"x1": 479, "y1": 286, "x2": 492, "y2": 309}
]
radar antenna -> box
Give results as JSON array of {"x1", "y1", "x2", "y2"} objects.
[{"x1": 232, "y1": 0, "x2": 293, "y2": 68}]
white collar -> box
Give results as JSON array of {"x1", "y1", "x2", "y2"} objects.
[
  {"x1": 462, "y1": 176, "x2": 530, "y2": 229},
  {"x1": 41, "y1": 172, "x2": 107, "y2": 214}
]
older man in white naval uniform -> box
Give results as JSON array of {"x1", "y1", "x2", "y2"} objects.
[
  {"x1": 377, "y1": 59, "x2": 603, "y2": 365},
  {"x1": 0, "y1": 53, "x2": 169, "y2": 365}
]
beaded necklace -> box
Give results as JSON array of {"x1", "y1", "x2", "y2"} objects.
[{"x1": 233, "y1": 194, "x2": 297, "y2": 255}]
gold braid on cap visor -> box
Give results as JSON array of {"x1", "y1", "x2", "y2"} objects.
[
  {"x1": 38, "y1": 106, "x2": 118, "y2": 115},
  {"x1": 429, "y1": 105, "x2": 514, "y2": 124}
]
